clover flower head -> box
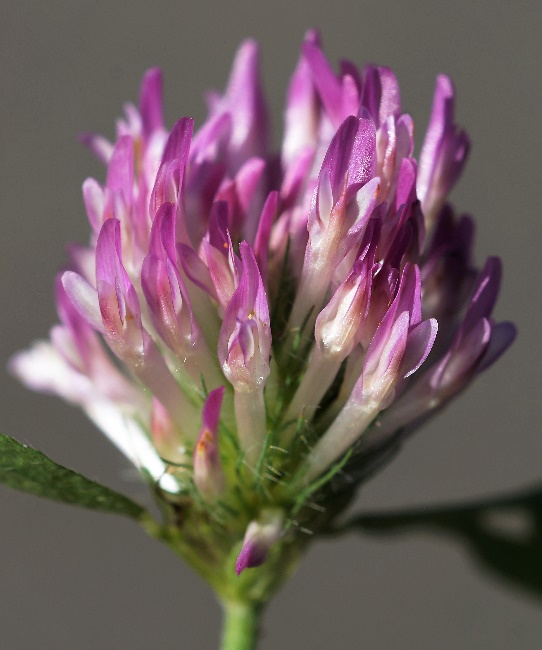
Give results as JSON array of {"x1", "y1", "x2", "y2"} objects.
[{"x1": 11, "y1": 32, "x2": 515, "y2": 598}]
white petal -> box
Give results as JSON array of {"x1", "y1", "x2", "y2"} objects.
[
  {"x1": 9, "y1": 342, "x2": 95, "y2": 403},
  {"x1": 62, "y1": 271, "x2": 104, "y2": 333},
  {"x1": 84, "y1": 400, "x2": 179, "y2": 492}
]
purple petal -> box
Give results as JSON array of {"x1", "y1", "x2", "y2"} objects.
[
  {"x1": 282, "y1": 30, "x2": 321, "y2": 165},
  {"x1": 78, "y1": 132, "x2": 113, "y2": 164},
  {"x1": 193, "y1": 386, "x2": 227, "y2": 500},
  {"x1": 148, "y1": 200, "x2": 182, "y2": 268},
  {"x1": 61, "y1": 271, "x2": 104, "y2": 333},
  {"x1": 417, "y1": 74, "x2": 455, "y2": 201},
  {"x1": 253, "y1": 191, "x2": 278, "y2": 284},
  {"x1": 240, "y1": 242, "x2": 270, "y2": 331},
  {"x1": 339, "y1": 58, "x2": 363, "y2": 92},
  {"x1": 150, "y1": 117, "x2": 194, "y2": 217},
  {"x1": 222, "y1": 40, "x2": 269, "y2": 170},
  {"x1": 463, "y1": 257, "x2": 502, "y2": 331},
  {"x1": 143, "y1": 204, "x2": 197, "y2": 354},
  {"x1": 396, "y1": 114, "x2": 415, "y2": 159},
  {"x1": 204, "y1": 209, "x2": 240, "y2": 309},
  {"x1": 478, "y1": 321, "x2": 517, "y2": 373},
  {"x1": 235, "y1": 511, "x2": 283, "y2": 576},
  {"x1": 95, "y1": 219, "x2": 143, "y2": 356},
  {"x1": 82, "y1": 178, "x2": 105, "y2": 234},
  {"x1": 402, "y1": 318, "x2": 438, "y2": 378},
  {"x1": 341, "y1": 73, "x2": 361, "y2": 120},
  {"x1": 388, "y1": 264, "x2": 422, "y2": 328},
  {"x1": 139, "y1": 67, "x2": 164, "y2": 137},
  {"x1": 363, "y1": 263, "x2": 421, "y2": 380},
  {"x1": 393, "y1": 157, "x2": 417, "y2": 212},
  {"x1": 177, "y1": 243, "x2": 217, "y2": 301},
  {"x1": 230, "y1": 156, "x2": 266, "y2": 243},
  {"x1": 431, "y1": 318, "x2": 490, "y2": 392},
  {"x1": 361, "y1": 66, "x2": 401, "y2": 128},
  {"x1": 417, "y1": 74, "x2": 470, "y2": 221},
  {"x1": 218, "y1": 243, "x2": 271, "y2": 389},
  {"x1": 236, "y1": 539, "x2": 267, "y2": 576},
  {"x1": 362, "y1": 310, "x2": 410, "y2": 402},
  {"x1": 106, "y1": 135, "x2": 134, "y2": 206},
  {"x1": 191, "y1": 111, "x2": 232, "y2": 163},
  {"x1": 54, "y1": 276, "x2": 97, "y2": 366},
  {"x1": 346, "y1": 176, "x2": 381, "y2": 241},
  {"x1": 315, "y1": 251, "x2": 372, "y2": 358},
  {"x1": 280, "y1": 146, "x2": 315, "y2": 208},
  {"x1": 303, "y1": 40, "x2": 343, "y2": 126},
  {"x1": 319, "y1": 116, "x2": 377, "y2": 204},
  {"x1": 202, "y1": 385, "x2": 225, "y2": 433}
]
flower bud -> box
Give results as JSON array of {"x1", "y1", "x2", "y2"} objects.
[
  {"x1": 417, "y1": 75, "x2": 470, "y2": 227},
  {"x1": 193, "y1": 387, "x2": 226, "y2": 501},
  {"x1": 236, "y1": 509, "x2": 284, "y2": 575},
  {"x1": 219, "y1": 242, "x2": 271, "y2": 392}
]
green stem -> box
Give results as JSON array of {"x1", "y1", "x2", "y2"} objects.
[{"x1": 220, "y1": 600, "x2": 262, "y2": 650}]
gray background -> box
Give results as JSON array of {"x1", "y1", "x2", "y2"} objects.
[{"x1": 1, "y1": 1, "x2": 541, "y2": 648}]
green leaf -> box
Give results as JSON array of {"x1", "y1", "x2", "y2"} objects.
[
  {"x1": 338, "y1": 483, "x2": 542, "y2": 600},
  {"x1": 0, "y1": 433, "x2": 147, "y2": 521}
]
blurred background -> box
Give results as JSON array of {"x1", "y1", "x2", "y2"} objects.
[{"x1": 1, "y1": 1, "x2": 541, "y2": 647}]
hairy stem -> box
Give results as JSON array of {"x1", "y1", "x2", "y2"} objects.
[{"x1": 220, "y1": 600, "x2": 262, "y2": 650}]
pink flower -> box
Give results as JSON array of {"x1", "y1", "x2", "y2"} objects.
[{"x1": 10, "y1": 32, "x2": 515, "y2": 575}]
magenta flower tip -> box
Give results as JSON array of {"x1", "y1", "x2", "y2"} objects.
[
  {"x1": 235, "y1": 543, "x2": 255, "y2": 576},
  {"x1": 236, "y1": 511, "x2": 284, "y2": 575}
]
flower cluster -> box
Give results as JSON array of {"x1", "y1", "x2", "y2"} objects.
[{"x1": 12, "y1": 33, "x2": 514, "y2": 591}]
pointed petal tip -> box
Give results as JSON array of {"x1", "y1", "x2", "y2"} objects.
[
  {"x1": 78, "y1": 132, "x2": 113, "y2": 164},
  {"x1": 235, "y1": 540, "x2": 266, "y2": 576},
  {"x1": 303, "y1": 28, "x2": 321, "y2": 44},
  {"x1": 139, "y1": 67, "x2": 165, "y2": 135},
  {"x1": 478, "y1": 320, "x2": 517, "y2": 373},
  {"x1": 61, "y1": 270, "x2": 104, "y2": 333},
  {"x1": 436, "y1": 73, "x2": 454, "y2": 97},
  {"x1": 235, "y1": 546, "x2": 249, "y2": 576},
  {"x1": 234, "y1": 511, "x2": 283, "y2": 576},
  {"x1": 237, "y1": 38, "x2": 259, "y2": 57}
]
